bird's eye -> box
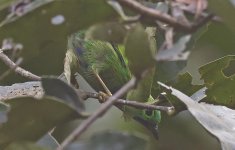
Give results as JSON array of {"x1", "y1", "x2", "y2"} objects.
[{"x1": 145, "y1": 109, "x2": 153, "y2": 116}]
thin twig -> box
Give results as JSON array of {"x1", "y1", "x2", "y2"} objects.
[
  {"x1": 82, "y1": 90, "x2": 172, "y2": 112},
  {"x1": 0, "y1": 51, "x2": 41, "y2": 81},
  {"x1": 115, "y1": 99, "x2": 173, "y2": 112},
  {"x1": 92, "y1": 70, "x2": 112, "y2": 96},
  {"x1": 117, "y1": 0, "x2": 191, "y2": 30},
  {"x1": 0, "y1": 57, "x2": 23, "y2": 81},
  {"x1": 57, "y1": 77, "x2": 136, "y2": 150},
  {"x1": 177, "y1": 3, "x2": 222, "y2": 22},
  {"x1": 189, "y1": 13, "x2": 214, "y2": 32},
  {"x1": 117, "y1": 0, "x2": 213, "y2": 33}
]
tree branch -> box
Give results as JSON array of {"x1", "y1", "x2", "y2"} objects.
[
  {"x1": 116, "y1": 0, "x2": 213, "y2": 33},
  {"x1": 0, "y1": 57, "x2": 23, "y2": 81},
  {"x1": 57, "y1": 77, "x2": 136, "y2": 150},
  {"x1": 115, "y1": 99, "x2": 173, "y2": 112},
  {"x1": 0, "y1": 78, "x2": 172, "y2": 148},
  {"x1": 0, "y1": 51, "x2": 41, "y2": 81},
  {"x1": 83, "y1": 90, "x2": 173, "y2": 113},
  {"x1": 0, "y1": 81, "x2": 172, "y2": 113}
]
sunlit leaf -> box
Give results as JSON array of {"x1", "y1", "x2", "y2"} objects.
[
  {"x1": 170, "y1": 73, "x2": 203, "y2": 96},
  {"x1": 199, "y1": 55, "x2": 235, "y2": 108},
  {"x1": 158, "y1": 82, "x2": 235, "y2": 150}
]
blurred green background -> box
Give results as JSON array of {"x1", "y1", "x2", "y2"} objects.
[{"x1": 1, "y1": 1, "x2": 235, "y2": 150}]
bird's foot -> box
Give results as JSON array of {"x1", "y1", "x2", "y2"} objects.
[{"x1": 98, "y1": 91, "x2": 110, "y2": 103}]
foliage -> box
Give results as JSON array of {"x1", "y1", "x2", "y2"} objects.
[{"x1": 0, "y1": 0, "x2": 234, "y2": 150}]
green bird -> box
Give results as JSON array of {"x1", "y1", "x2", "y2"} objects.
[{"x1": 66, "y1": 28, "x2": 161, "y2": 138}]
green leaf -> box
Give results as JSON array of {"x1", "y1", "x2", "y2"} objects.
[
  {"x1": 208, "y1": 0, "x2": 235, "y2": 34},
  {"x1": 85, "y1": 22, "x2": 127, "y2": 43},
  {"x1": 158, "y1": 82, "x2": 235, "y2": 150},
  {"x1": 41, "y1": 77, "x2": 85, "y2": 113},
  {"x1": 126, "y1": 68, "x2": 155, "y2": 103},
  {"x1": 125, "y1": 27, "x2": 160, "y2": 128},
  {"x1": 125, "y1": 24, "x2": 155, "y2": 77},
  {"x1": 66, "y1": 131, "x2": 147, "y2": 150},
  {"x1": 198, "y1": 23, "x2": 235, "y2": 53},
  {"x1": 127, "y1": 26, "x2": 157, "y2": 102},
  {"x1": 0, "y1": 101, "x2": 9, "y2": 124},
  {"x1": 5, "y1": 142, "x2": 51, "y2": 150},
  {"x1": 0, "y1": 0, "x2": 53, "y2": 27},
  {"x1": 0, "y1": 97, "x2": 79, "y2": 149},
  {"x1": 199, "y1": 55, "x2": 235, "y2": 108},
  {"x1": 0, "y1": 0, "x2": 117, "y2": 84},
  {"x1": 0, "y1": 0, "x2": 18, "y2": 11},
  {"x1": 157, "y1": 73, "x2": 203, "y2": 113},
  {"x1": 171, "y1": 73, "x2": 204, "y2": 97},
  {"x1": 169, "y1": 73, "x2": 203, "y2": 109}
]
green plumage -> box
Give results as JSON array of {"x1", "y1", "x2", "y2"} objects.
[
  {"x1": 67, "y1": 29, "x2": 161, "y2": 135},
  {"x1": 68, "y1": 32, "x2": 131, "y2": 93}
]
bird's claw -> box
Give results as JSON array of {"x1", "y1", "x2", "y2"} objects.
[{"x1": 98, "y1": 91, "x2": 109, "y2": 103}]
